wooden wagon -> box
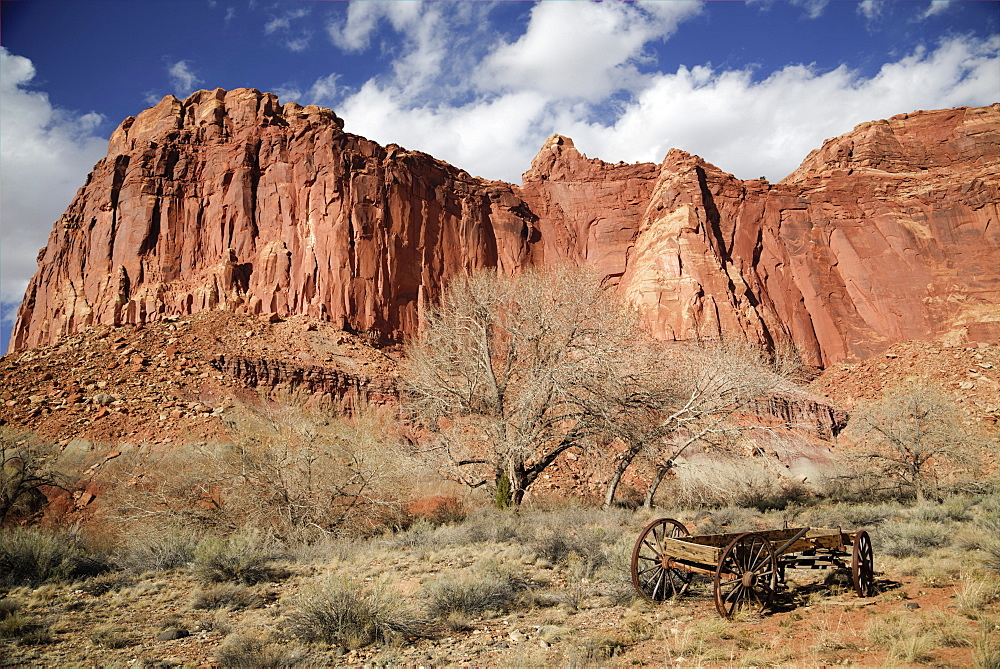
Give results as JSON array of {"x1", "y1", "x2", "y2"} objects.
[{"x1": 631, "y1": 518, "x2": 875, "y2": 618}]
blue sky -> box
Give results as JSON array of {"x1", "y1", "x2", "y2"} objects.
[{"x1": 1, "y1": 0, "x2": 998, "y2": 352}]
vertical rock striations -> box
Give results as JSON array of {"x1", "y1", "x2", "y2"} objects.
[
  {"x1": 11, "y1": 88, "x2": 538, "y2": 351},
  {"x1": 10, "y1": 91, "x2": 1000, "y2": 367}
]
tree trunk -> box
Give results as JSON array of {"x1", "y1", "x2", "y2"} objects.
[
  {"x1": 603, "y1": 440, "x2": 644, "y2": 509},
  {"x1": 643, "y1": 463, "x2": 671, "y2": 509},
  {"x1": 509, "y1": 462, "x2": 529, "y2": 506}
]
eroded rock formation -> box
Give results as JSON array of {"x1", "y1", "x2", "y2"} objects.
[{"x1": 10, "y1": 90, "x2": 1000, "y2": 367}]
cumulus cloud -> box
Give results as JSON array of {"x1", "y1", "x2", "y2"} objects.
[
  {"x1": 478, "y1": 1, "x2": 702, "y2": 101},
  {"x1": 321, "y1": 1, "x2": 998, "y2": 185},
  {"x1": 327, "y1": 1, "x2": 413, "y2": 52},
  {"x1": 0, "y1": 48, "x2": 108, "y2": 312},
  {"x1": 546, "y1": 35, "x2": 1000, "y2": 180},
  {"x1": 168, "y1": 60, "x2": 202, "y2": 95}
]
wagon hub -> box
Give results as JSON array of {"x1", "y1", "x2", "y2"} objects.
[{"x1": 741, "y1": 572, "x2": 757, "y2": 588}]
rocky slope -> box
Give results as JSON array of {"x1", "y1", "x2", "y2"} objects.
[{"x1": 9, "y1": 91, "x2": 1000, "y2": 369}]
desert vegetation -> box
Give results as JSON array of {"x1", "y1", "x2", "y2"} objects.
[
  {"x1": 2, "y1": 488, "x2": 1000, "y2": 667},
  {"x1": 2, "y1": 267, "x2": 998, "y2": 667}
]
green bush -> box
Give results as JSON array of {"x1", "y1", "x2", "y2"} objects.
[
  {"x1": 0, "y1": 527, "x2": 111, "y2": 587},
  {"x1": 287, "y1": 577, "x2": 430, "y2": 649},
  {"x1": 193, "y1": 532, "x2": 283, "y2": 585}
]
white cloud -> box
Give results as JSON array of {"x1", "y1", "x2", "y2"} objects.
[
  {"x1": 479, "y1": 1, "x2": 701, "y2": 101},
  {"x1": 327, "y1": 2, "x2": 381, "y2": 52},
  {"x1": 321, "y1": 0, "x2": 998, "y2": 186},
  {"x1": 560, "y1": 35, "x2": 1000, "y2": 181},
  {"x1": 168, "y1": 60, "x2": 202, "y2": 95},
  {"x1": 0, "y1": 48, "x2": 108, "y2": 308},
  {"x1": 747, "y1": 0, "x2": 829, "y2": 19},
  {"x1": 920, "y1": 1, "x2": 952, "y2": 19},
  {"x1": 264, "y1": 7, "x2": 312, "y2": 51},
  {"x1": 328, "y1": 29, "x2": 998, "y2": 186},
  {"x1": 264, "y1": 7, "x2": 307, "y2": 34},
  {"x1": 858, "y1": 0, "x2": 883, "y2": 22}
]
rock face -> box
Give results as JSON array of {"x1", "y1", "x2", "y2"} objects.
[
  {"x1": 11, "y1": 88, "x2": 539, "y2": 351},
  {"x1": 10, "y1": 90, "x2": 1000, "y2": 367}
]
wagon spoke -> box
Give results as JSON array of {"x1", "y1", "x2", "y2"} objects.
[
  {"x1": 651, "y1": 569, "x2": 666, "y2": 600},
  {"x1": 714, "y1": 533, "x2": 777, "y2": 618},
  {"x1": 632, "y1": 519, "x2": 694, "y2": 603}
]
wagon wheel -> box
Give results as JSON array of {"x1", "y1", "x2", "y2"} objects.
[
  {"x1": 852, "y1": 530, "x2": 874, "y2": 597},
  {"x1": 713, "y1": 532, "x2": 778, "y2": 618},
  {"x1": 631, "y1": 518, "x2": 695, "y2": 602}
]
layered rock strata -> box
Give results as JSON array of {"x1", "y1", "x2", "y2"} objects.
[{"x1": 11, "y1": 90, "x2": 1000, "y2": 367}]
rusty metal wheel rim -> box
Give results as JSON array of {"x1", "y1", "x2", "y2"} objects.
[
  {"x1": 631, "y1": 518, "x2": 694, "y2": 602},
  {"x1": 713, "y1": 532, "x2": 778, "y2": 618},
  {"x1": 852, "y1": 530, "x2": 874, "y2": 597}
]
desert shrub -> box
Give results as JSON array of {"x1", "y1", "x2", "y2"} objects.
[
  {"x1": 0, "y1": 608, "x2": 51, "y2": 645},
  {"x1": 214, "y1": 632, "x2": 310, "y2": 667},
  {"x1": 527, "y1": 524, "x2": 608, "y2": 570},
  {"x1": 877, "y1": 521, "x2": 950, "y2": 558},
  {"x1": 116, "y1": 526, "x2": 201, "y2": 573},
  {"x1": 390, "y1": 517, "x2": 436, "y2": 549},
  {"x1": 425, "y1": 564, "x2": 526, "y2": 619},
  {"x1": 514, "y1": 506, "x2": 624, "y2": 575},
  {"x1": 691, "y1": 506, "x2": 762, "y2": 534},
  {"x1": 974, "y1": 629, "x2": 1000, "y2": 669},
  {"x1": 864, "y1": 614, "x2": 937, "y2": 663},
  {"x1": 956, "y1": 572, "x2": 1000, "y2": 613},
  {"x1": 0, "y1": 527, "x2": 111, "y2": 587},
  {"x1": 664, "y1": 458, "x2": 809, "y2": 511},
  {"x1": 191, "y1": 583, "x2": 266, "y2": 611},
  {"x1": 74, "y1": 571, "x2": 137, "y2": 596},
  {"x1": 974, "y1": 512, "x2": 1000, "y2": 572},
  {"x1": 103, "y1": 406, "x2": 415, "y2": 542},
  {"x1": 431, "y1": 507, "x2": 520, "y2": 546},
  {"x1": 89, "y1": 624, "x2": 134, "y2": 649},
  {"x1": 798, "y1": 501, "x2": 901, "y2": 529},
  {"x1": 287, "y1": 576, "x2": 430, "y2": 649},
  {"x1": 193, "y1": 532, "x2": 284, "y2": 585}
]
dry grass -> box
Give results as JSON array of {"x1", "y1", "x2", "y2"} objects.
[
  {"x1": 3, "y1": 493, "x2": 999, "y2": 667},
  {"x1": 286, "y1": 576, "x2": 431, "y2": 649},
  {"x1": 190, "y1": 583, "x2": 266, "y2": 611},
  {"x1": 214, "y1": 631, "x2": 310, "y2": 667}
]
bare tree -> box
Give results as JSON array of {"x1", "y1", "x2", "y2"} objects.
[
  {"x1": 600, "y1": 340, "x2": 790, "y2": 509},
  {"x1": 402, "y1": 265, "x2": 643, "y2": 506},
  {"x1": 847, "y1": 382, "x2": 988, "y2": 502},
  {"x1": 1, "y1": 430, "x2": 69, "y2": 525},
  {"x1": 104, "y1": 405, "x2": 413, "y2": 539}
]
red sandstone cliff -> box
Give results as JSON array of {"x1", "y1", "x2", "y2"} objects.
[{"x1": 10, "y1": 90, "x2": 1000, "y2": 366}]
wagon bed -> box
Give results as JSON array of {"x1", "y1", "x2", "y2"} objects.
[{"x1": 631, "y1": 519, "x2": 875, "y2": 618}]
